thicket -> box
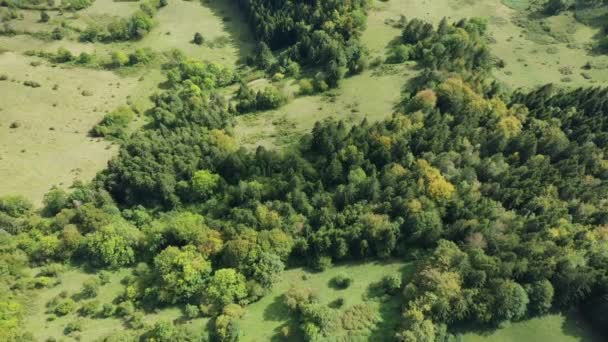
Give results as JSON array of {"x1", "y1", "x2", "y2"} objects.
[{"x1": 236, "y1": 0, "x2": 369, "y2": 88}]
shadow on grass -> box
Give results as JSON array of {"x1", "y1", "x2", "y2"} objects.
[
  {"x1": 199, "y1": 0, "x2": 255, "y2": 64},
  {"x1": 263, "y1": 294, "x2": 290, "y2": 322}
]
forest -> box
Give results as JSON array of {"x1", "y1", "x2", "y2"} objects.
[{"x1": 2, "y1": 0, "x2": 608, "y2": 341}]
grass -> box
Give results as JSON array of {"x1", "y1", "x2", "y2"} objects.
[
  {"x1": 238, "y1": 260, "x2": 413, "y2": 342},
  {"x1": 136, "y1": 0, "x2": 253, "y2": 65},
  {"x1": 0, "y1": 0, "x2": 249, "y2": 205},
  {"x1": 234, "y1": 64, "x2": 412, "y2": 149},
  {"x1": 366, "y1": 0, "x2": 608, "y2": 89},
  {"x1": 0, "y1": 52, "x2": 142, "y2": 205},
  {"x1": 462, "y1": 312, "x2": 604, "y2": 342},
  {"x1": 23, "y1": 266, "x2": 209, "y2": 341}
]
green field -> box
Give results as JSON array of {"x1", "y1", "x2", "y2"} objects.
[
  {"x1": 0, "y1": 0, "x2": 251, "y2": 204},
  {"x1": 238, "y1": 261, "x2": 412, "y2": 342},
  {"x1": 23, "y1": 266, "x2": 209, "y2": 341},
  {"x1": 462, "y1": 312, "x2": 604, "y2": 342},
  {"x1": 365, "y1": 0, "x2": 608, "y2": 89}
]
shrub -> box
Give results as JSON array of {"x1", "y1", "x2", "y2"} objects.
[
  {"x1": 64, "y1": 319, "x2": 84, "y2": 335},
  {"x1": 0, "y1": 195, "x2": 33, "y2": 217},
  {"x1": 382, "y1": 274, "x2": 402, "y2": 294},
  {"x1": 111, "y1": 51, "x2": 129, "y2": 67},
  {"x1": 79, "y1": 300, "x2": 100, "y2": 317},
  {"x1": 40, "y1": 11, "x2": 50, "y2": 23},
  {"x1": 90, "y1": 106, "x2": 134, "y2": 138},
  {"x1": 193, "y1": 32, "x2": 204, "y2": 45},
  {"x1": 185, "y1": 304, "x2": 200, "y2": 319},
  {"x1": 387, "y1": 44, "x2": 411, "y2": 63},
  {"x1": 101, "y1": 303, "x2": 116, "y2": 317},
  {"x1": 312, "y1": 256, "x2": 332, "y2": 272},
  {"x1": 80, "y1": 278, "x2": 101, "y2": 298},
  {"x1": 53, "y1": 47, "x2": 74, "y2": 63},
  {"x1": 331, "y1": 273, "x2": 353, "y2": 289},
  {"x1": 54, "y1": 299, "x2": 77, "y2": 316},
  {"x1": 117, "y1": 301, "x2": 135, "y2": 317},
  {"x1": 98, "y1": 271, "x2": 111, "y2": 285},
  {"x1": 23, "y1": 80, "x2": 41, "y2": 88}
]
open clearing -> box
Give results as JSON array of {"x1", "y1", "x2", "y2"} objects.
[
  {"x1": 0, "y1": 51, "x2": 143, "y2": 204},
  {"x1": 24, "y1": 267, "x2": 209, "y2": 341},
  {"x1": 235, "y1": 64, "x2": 411, "y2": 149},
  {"x1": 462, "y1": 312, "x2": 604, "y2": 342},
  {"x1": 238, "y1": 261, "x2": 413, "y2": 342},
  {"x1": 0, "y1": 0, "x2": 249, "y2": 204},
  {"x1": 137, "y1": 0, "x2": 253, "y2": 64},
  {"x1": 366, "y1": 0, "x2": 608, "y2": 89}
]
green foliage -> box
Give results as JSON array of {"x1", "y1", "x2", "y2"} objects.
[
  {"x1": 238, "y1": 0, "x2": 369, "y2": 84},
  {"x1": 331, "y1": 272, "x2": 353, "y2": 289},
  {"x1": 84, "y1": 220, "x2": 141, "y2": 268},
  {"x1": 235, "y1": 84, "x2": 287, "y2": 113},
  {"x1": 80, "y1": 0, "x2": 158, "y2": 42},
  {"x1": 205, "y1": 268, "x2": 248, "y2": 306},
  {"x1": 80, "y1": 278, "x2": 101, "y2": 299},
  {"x1": 382, "y1": 274, "x2": 402, "y2": 294},
  {"x1": 191, "y1": 169, "x2": 221, "y2": 199},
  {"x1": 39, "y1": 10, "x2": 49, "y2": 23},
  {"x1": 153, "y1": 245, "x2": 212, "y2": 303},
  {"x1": 0, "y1": 195, "x2": 32, "y2": 218},
  {"x1": 53, "y1": 299, "x2": 76, "y2": 316},
  {"x1": 396, "y1": 17, "x2": 492, "y2": 73},
  {"x1": 193, "y1": 32, "x2": 204, "y2": 45},
  {"x1": 90, "y1": 106, "x2": 135, "y2": 139}
]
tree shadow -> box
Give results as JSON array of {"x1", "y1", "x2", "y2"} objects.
[
  {"x1": 199, "y1": 0, "x2": 255, "y2": 64},
  {"x1": 367, "y1": 291, "x2": 403, "y2": 340},
  {"x1": 263, "y1": 294, "x2": 290, "y2": 322},
  {"x1": 560, "y1": 309, "x2": 605, "y2": 342}
]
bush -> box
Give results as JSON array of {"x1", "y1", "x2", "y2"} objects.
[
  {"x1": 312, "y1": 256, "x2": 332, "y2": 272},
  {"x1": 23, "y1": 80, "x2": 41, "y2": 88},
  {"x1": 185, "y1": 304, "x2": 200, "y2": 319},
  {"x1": 98, "y1": 271, "x2": 111, "y2": 285},
  {"x1": 193, "y1": 32, "x2": 204, "y2": 45},
  {"x1": 111, "y1": 51, "x2": 129, "y2": 67},
  {"x1": 117, "y1": 301, "x2": 135, "y2": 317},
  {"x1": 90, "y1": 106, "x2": 134, "y2": 138},
  {"x1": 80, "y1": 278, "x2": 101, "y2": 298},
  {"x1": 331, "y1": 273, "x2": 353, "y2": 289},
  {"x1": 40, "y1": 11, "x2": 50, "y2": 23},
  {"x1": 0, "y1": 195, "x2": 33, "y2": 217},
  {"x1": 79, "y1": 300, "x2": 100, "y2": 317},
  {"x1": 387, "y1": 44, "x2": 411, "y2": 63},
  {"x1": 64, "y1": 319, "x2": 84, "y2": 335},
  {"x1": 54, "y1": 299, "x2": 77, "y2": 316},
  {"x1": 382, "y1": 274, "x2": 402, "y2": 294}
]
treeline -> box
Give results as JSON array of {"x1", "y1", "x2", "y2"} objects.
[
  {"x1": 236, "y1": 0, "x2": 369, "y2": 88},
  {"x1": 388, "y1": 17, "x2": 493, "y2": 75}
]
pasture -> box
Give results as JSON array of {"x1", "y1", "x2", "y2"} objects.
[{"x1": 238, "y1": 261, "x2": 412, "y2": 342}]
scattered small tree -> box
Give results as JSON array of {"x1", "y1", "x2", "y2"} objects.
[
  {"x1": 40, "y1": 11, "x2": 50, "y2": 23},
  {"x1": 193, "y1": 32, "x2": 204, "y2": 45}
]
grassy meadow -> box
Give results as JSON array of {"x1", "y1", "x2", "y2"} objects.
[
  {"x1": 238, "y1": 261, "x2": 413, "y2": 342},
  {"x1": 0, "y1": 0, "x2": 251, "y2": 204},
  {"x1": 23, "y1": 266, "x2": 209, "y2": 341}
]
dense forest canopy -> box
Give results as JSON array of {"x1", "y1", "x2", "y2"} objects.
[{"x1": 2, "y1": 1, "x2": 608, "y2": 342}]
